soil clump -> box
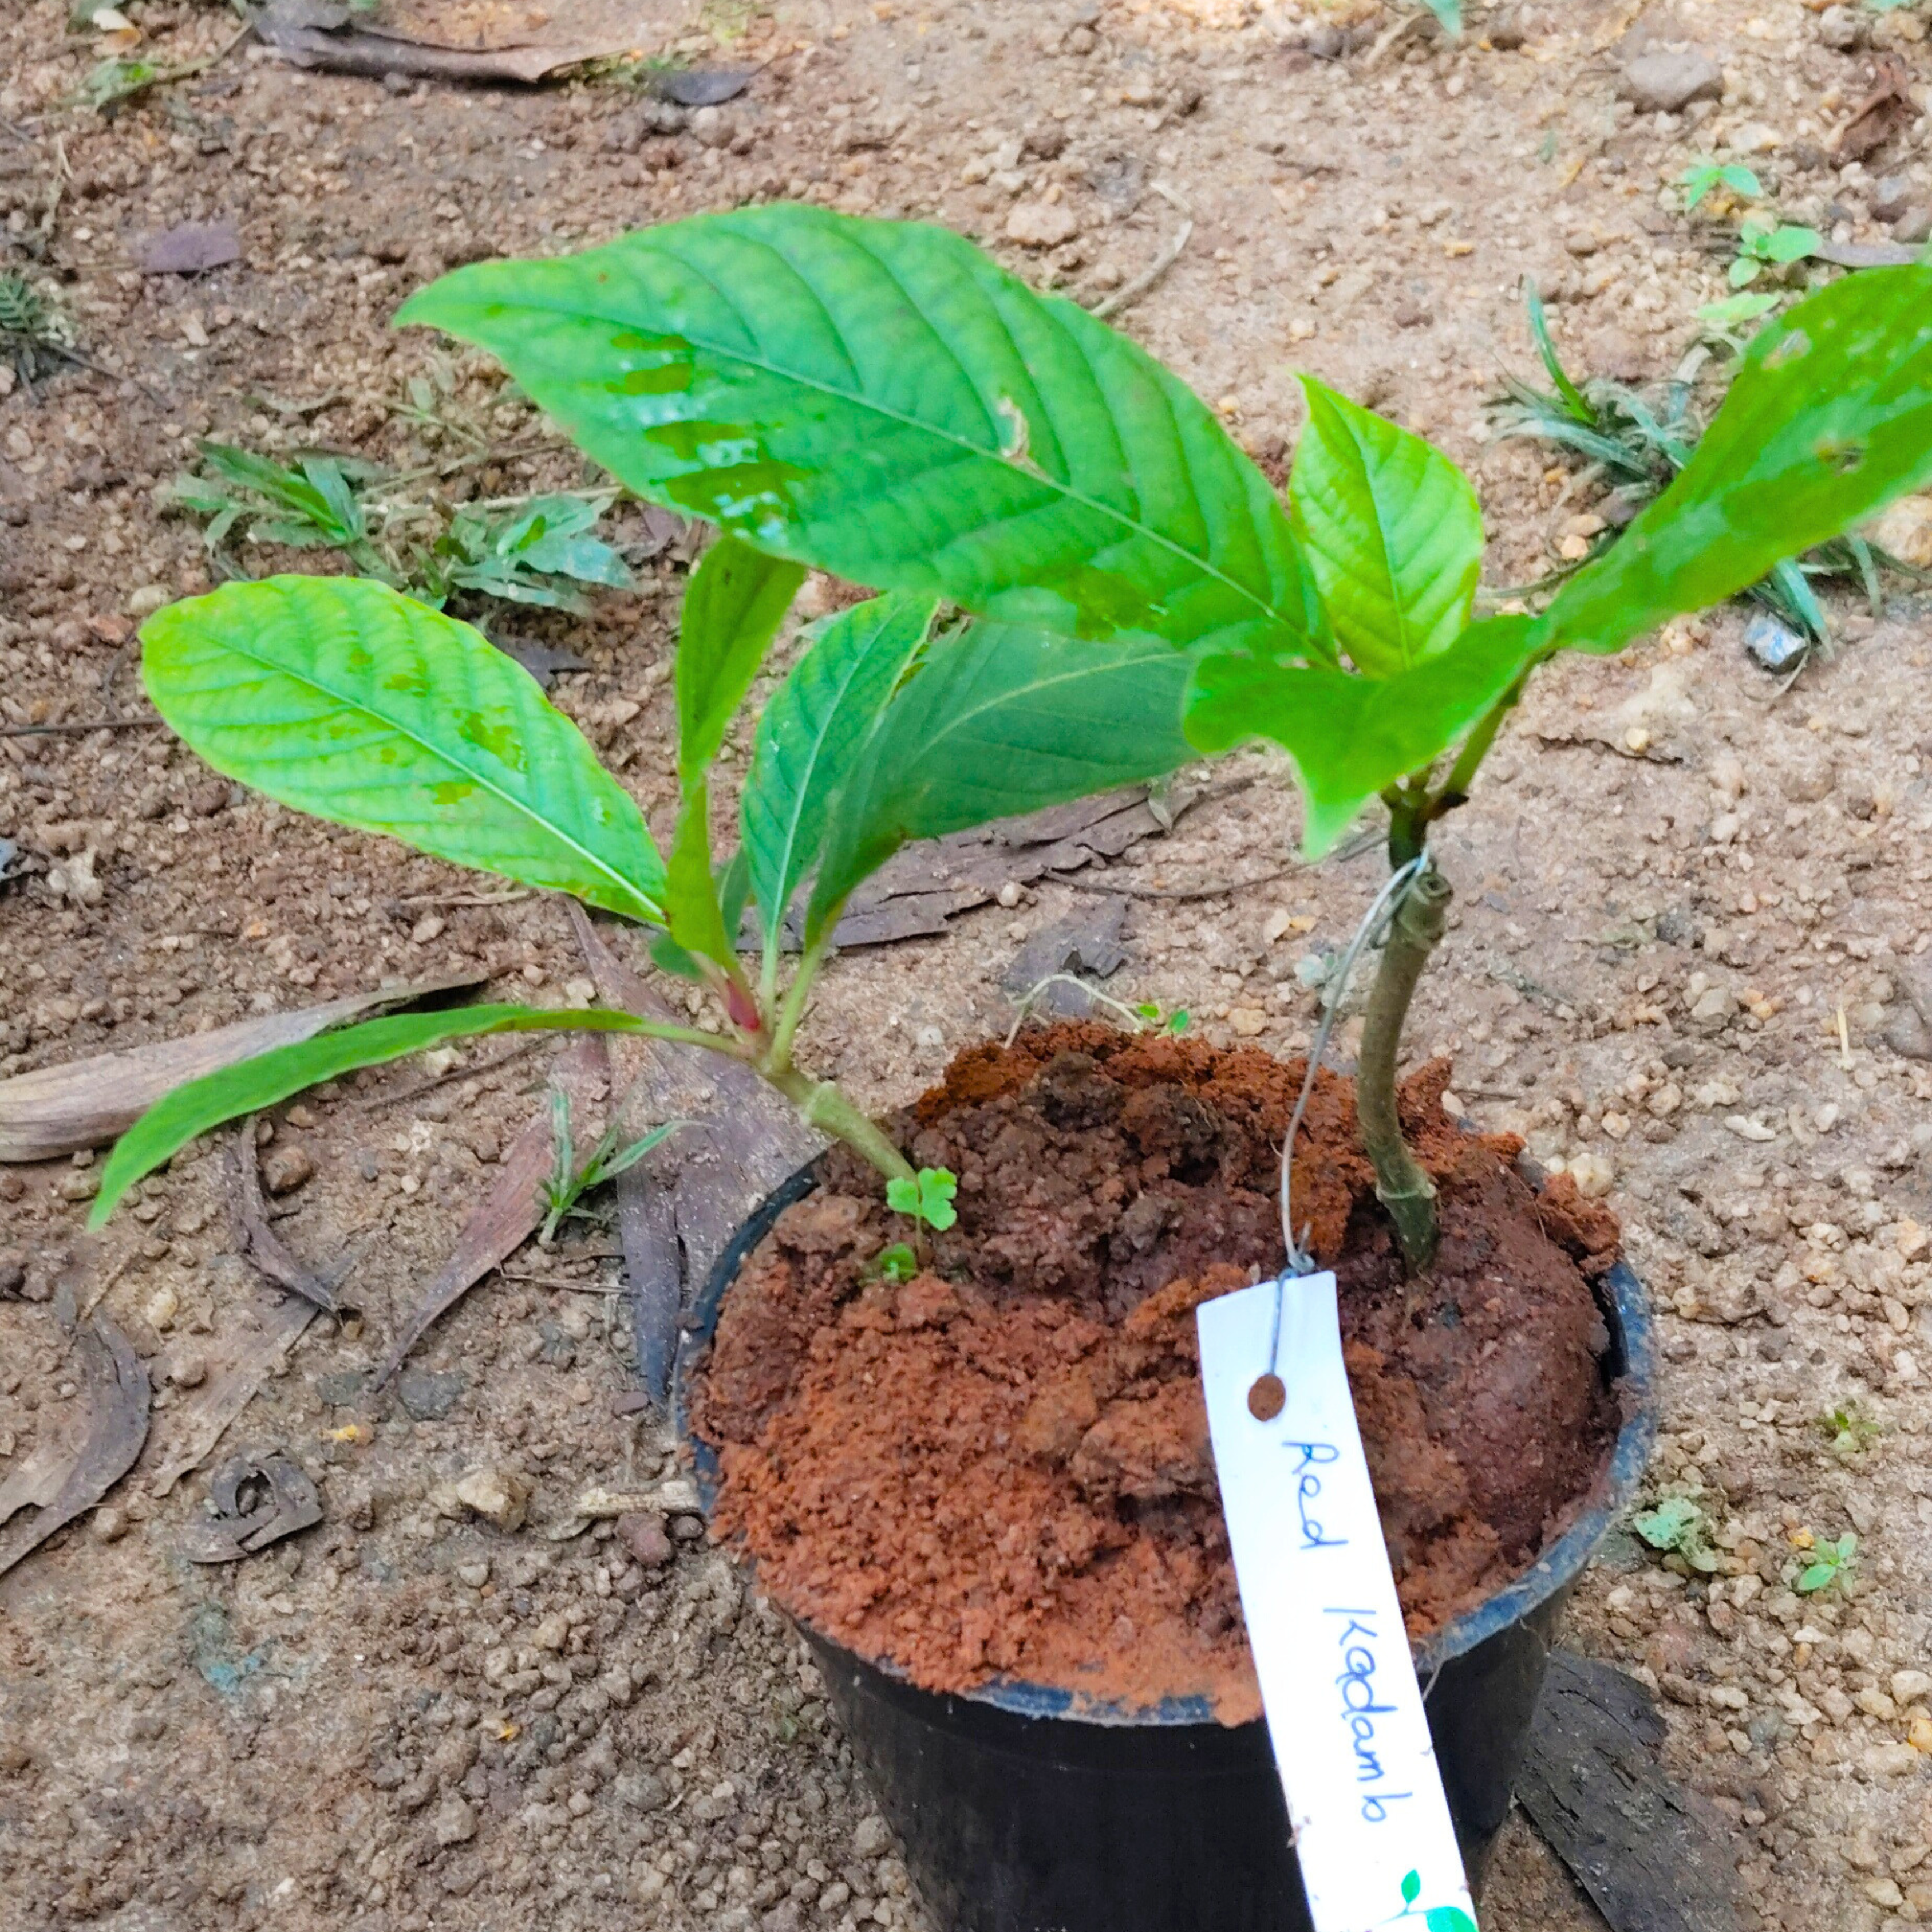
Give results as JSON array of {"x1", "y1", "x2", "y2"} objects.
[{"x1": 697, "y1": 1023, "x2": 1623, "y2": 1720}]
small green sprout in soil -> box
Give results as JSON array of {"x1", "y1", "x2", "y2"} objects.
[
  {"x1": 1680, "y1": 160, "x2": 1763, "y2": 214},
  {"x1": 1632, "y1": 1496, "x2": 1724, "y2": 1575},
  {"x1": 163, "y1": 440, "x2": 631, "y2": 612},
  {"x1": 886, "y1": 1168, "x2": 959, "y2": 1235},
  {"x1": 1818, "y1": 1402, "x2": 1883, "y2": 1457},
  {"x1": 538, "y1": 1092, "x2": 683, "y2": 1245},
  {"x1": 86, "y1": 209, "x2": 1932, "y2": 1276},
  {"x1": 0, "y1": 272, "x2": 78, "y2": 388},
  {"x1": 1795, "y1": 1531, "x2": 1858, "y2": 1596},
  {"x1": 872, "y1": 1243, "x2": 920, "y2": 1285},
  {"x1": 1492, "y1": 287, "x2": 1907, "y2": 650}
]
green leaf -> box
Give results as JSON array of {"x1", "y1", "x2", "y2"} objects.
[
  {"x1": 1796, "y1": 1561, "x2": 1836, "y2": 1593},
  {"x1": 1543, "y1": 267, "x2": 1932, "y2": 656},
  {"x1": 90, "y1": 1004, "x2": 649, "y2": 1225},
  {"x1": 1417, "y1": 0, "x2": 1461, "y2": 34},
  {"x1": 742, "y1": 592, "x2": 937, "y2": 948},
  {"x1": 875, "y1": 1243, "x2": 918, "y2": 1283},
  {"x1": 396, "y1": 206, "x2": 1325, "y2": 661},
  {"x1": 887, "y1": 1167, "x2": 958, "y2": 1231},
  {"x1": 1289, "y1": 376, "x2": 1484, "y2": 675},
  {"x1": 677, "y1": 535, "x2": 805, "y2": 788},
  {"x1": 141, "y1": 576, "x2": 666, "y2": 922},
  {"x1": 718, "y1": 843, "x2": 753, "y2": 950},
  {"x1": 1184, "y1": 615, "x2": 1539, "y2": 855},
  {"x1": 1402, "y1": 1871, "x2": 1422, "y2": 1907},
  {"x1": 1526, "y1": 285, "x2": 1593, "y2": 425},
  {"x1": 664, "y1": 783, "x2": 737, "y2": 972},
  {"x1": 807, "y1": 619, "x2": 1196, "y2": 938},
  {"x1": 1425, "y1": 1908, "x2": 1478, "y2": 1932}
]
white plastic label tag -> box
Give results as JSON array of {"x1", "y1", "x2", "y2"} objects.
[{"x1": 1196, "y1": 1273, "x2": 1478, "y2": 1932}]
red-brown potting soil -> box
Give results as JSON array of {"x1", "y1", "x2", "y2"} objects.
[{"x1": 694, "y1": 1025, "x2": 1623, "y2": 1722}]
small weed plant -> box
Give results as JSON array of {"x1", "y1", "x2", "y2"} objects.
[
  {"x1": 92, "y1": 210, "x2": 1932, "y2": 1285},
  {"x1": 1794, "y1": 1531, "x2": 1858, "y2": 1597},
  {"x1": 1494, "y1": 289, "x2": 1906, "y2": 650},
  {"x1": 164, "y1": 441, "x2": 633, "y2": 613}
]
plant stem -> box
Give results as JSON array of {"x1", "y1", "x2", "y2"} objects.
[
  {"x1": 767, "y1": 1066, "x2": 917, "y2": 1184},
  {"x1": 1356, "y1": 866, "x2": 1452, "y2": 1274},
  {"x1": 765, "y1": 926, "x2": 835, "y2": 1075}
]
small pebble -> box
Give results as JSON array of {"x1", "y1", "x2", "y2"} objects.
[{"x1": 260, "y1": 1144, "x2": 314, "y2": 1195}]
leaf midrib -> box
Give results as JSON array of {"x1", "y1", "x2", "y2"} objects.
[
  {"x1": 481, "y1": 250, "x2": 1303, "y2": 645},
  {"x1": 176, "y1": 627, "x2": 661, "y2": 920}
]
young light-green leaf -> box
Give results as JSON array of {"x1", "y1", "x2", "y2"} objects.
[
  {"x1": 1184, "y1": 615, "x2": 1540, "y2": 855},
  {"x1": 141, "y1": 576, "x2": 666, "y2": 922},
  {"x1": 807, "y1": 619, "x2": 1196, "y2": 939},
  {"x1": 89, "y1": 1004, "x2": 651, "y2": 1225},
  {"x1": 1289, "y1": 376, "x2": 1484, "y2": 676},
  {"x1": 1543, "y1": 266, "x2": 1932, "y2": 657},
  {"x1": 663, "y1": 783, "x2": 738, "y2": 972},
  {"x1": 741, "y1": 592, "x2": 938, "y2": 950},
  {"x1": 396, "y1": 206, "x2": 1326, "y2": 662},
  {"x1": 676, "y1": 534, "x2": 805, "y2": 788}
]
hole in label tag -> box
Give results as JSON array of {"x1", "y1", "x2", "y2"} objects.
[{"x1": 1246, "y1": 1373, "x2": 1285, "y2": 1421}]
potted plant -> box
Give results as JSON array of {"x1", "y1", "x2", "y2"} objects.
[{"x1": 94, "y1": 210, "x2": 1932, "y2": 1932}]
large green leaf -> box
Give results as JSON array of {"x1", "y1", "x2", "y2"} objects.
[
  {"x1": 1185, "y1": 616, "x2": 1540, "y2": 855},
  {"x1": 676, "y1": 535, "x2": 804, "y2": 787},
  {"x1": 1289, "y1": 376, "x2": 1483, "y2": 677},
  {"x1": 90, "y1": 1005, "x2": 651, "y2": 1225},
  {"x1": 807, "y1": 620, "x2": 1197, "y2": 939},
  {"x1": 396, "y1": 207, "x2": 1326, "y2": 661},
  {"x1": 141, "y1": 577, "x2": 665, "y2": 922},
  {"x1": 741, "y1": 592, "x2": 937, "y2": 953},
  {"x1": 1544, "y1": 264, "x2": 1932, "y2": 654}
]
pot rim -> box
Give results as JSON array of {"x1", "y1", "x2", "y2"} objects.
[{"x1": 672, "y1": 1159, "x2": 1657, "y2": 1728}]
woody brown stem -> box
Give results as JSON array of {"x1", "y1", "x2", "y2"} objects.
[{"x1": 1356, "y1": 866, "x2": 1452, "y2": 1275}]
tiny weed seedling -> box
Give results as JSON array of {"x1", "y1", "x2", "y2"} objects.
[
  {"x1": 1632, "y1": 1496, "x2": 1723, "y2": 1575},
  {"x1": 1680, "y1": 160, "x2": 1763, "y2": 214},
  {"x1": 1818, "y1": 1402, "x2": 1883, "y2": 1457},
  {"x1": 90, "y1": 208, "x2": 1932, "y2": 1280},
  {"x1": 887, "y1": 1168, "x2": 959, "y2": 1235},
  {"x1": 538, "y1": 1092, "x2": 683, "y2": 1245},
  {"x1": 872, "y1": 1243, "x2": 920, "y2": 1285},
  {"x1": 1795, "y1": 1531, "x2": 1858, "y2": 1596},
  {"x1": 0, "y1": 272, "x2": 78, "y2": 388}
]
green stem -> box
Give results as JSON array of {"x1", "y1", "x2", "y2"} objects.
[
  {"x1": 767, "y1": 1066, "x2": 916, "y2": 1184},
  {"x1": 1356, "y1": 866, "x2": 1452, "y2": 1275},
  {"x1": 765, "y1": 922, "x2": 836, "y2": 1075},
  {"x1": 1429, "y1": 672, "x2": 1531, "y2": 824}
]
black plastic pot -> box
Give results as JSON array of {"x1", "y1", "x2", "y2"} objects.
[{"x1": 673, "y1": 1164, "x2": 1657, "y2": 1932}]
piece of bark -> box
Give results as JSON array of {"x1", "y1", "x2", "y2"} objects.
[
  {"x1": 253, "y1": 3, "x2": 639, "y2": 85},
  {"x1": 1002, "y1": 900, "x2": 1132, "y2": 1017},
  {"x1": 1813, "y1": 238, "x2": 1920, "y2": 270},
  {"x1": 1518, "y1": 1650, "x2": 1741, "y2": 1932},
  {"x1": 0, "y1": 971, "x2": 485, "y2": 1163},
  {"x1": 178, "y1": 1449, "x2": 323, "y2": 1563},
  {"x1": 369, "y1": 1036, "x2": 607, "y2": 1389},
  {"x1": 762, "y1": 784, "x2": 1199, "y2": 951},
  {"x1": 0, "y1": 1314, "x2": 150, "y2": 1576},
  {"x1": 138, "y1": 222, "x2": 241, "y2": 276},
  {"x1": 1834, "y1": 58, "x2": 1914, "y2": 163},
  {"x1": 145, "y1": 1286, "x2": 319, "y2": 1497},
  {"x1": 231, "y1": 1125, "x2": 338, "y2": 1315},
  {"x1": 568, "y1": 906, "x2": 819, "y2": 1404}
]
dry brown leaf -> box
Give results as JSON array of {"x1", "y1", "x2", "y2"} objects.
[
  {"x1": 0, "y1": 972, "x2": 485, "y2": 1164},
  {"x1": 0, "y1": 1314, "x2": 151, "y2": 1576}
]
